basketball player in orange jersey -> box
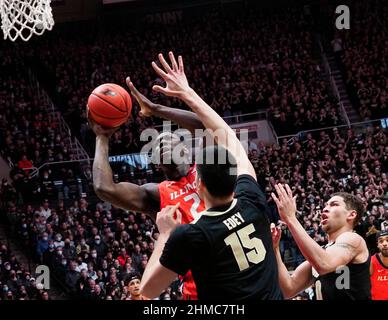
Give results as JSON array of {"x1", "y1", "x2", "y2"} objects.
[
  {"x1": 126, "y1": 273, "x2": 148, "y2": 300},
  {"x1": 89, "y1": 54, "x2": 208, "y2": 299},
  {"x1": 271, "y1": 187, "x2": 371, "y2": 300},
  {"x1": 370, "y1": 231, "x2": 388, "y2": 300}
]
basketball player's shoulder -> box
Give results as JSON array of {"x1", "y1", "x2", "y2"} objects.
[
  {"x1": 336, "y1": 231, "x2": 365, "y2": 247},
  {"x1": 159, "y1": 179, "x2": 175, "y2": 190}
]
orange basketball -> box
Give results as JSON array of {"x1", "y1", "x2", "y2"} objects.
[{"x1": 87, "y1": 83, "x2": 132, "y2": 128}]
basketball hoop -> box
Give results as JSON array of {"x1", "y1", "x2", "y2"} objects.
[{"x1": 0, "y1": 0, "x2": 54, "y2": 41}]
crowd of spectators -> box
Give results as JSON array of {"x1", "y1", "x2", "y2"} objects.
[
  {"x1": 0, "y1": 240, "x2": 50, "y2": 300},
  {"x1": 335, "y1": 0, "x2": 387, "y2": 120},
  {"x1": 0, "y1": 1, "x2": 387, "y2": 300},
  {"x1": 1, "y1": 190, "x2": 178, "y2": 300},
  {"x1": 1, "y1": 124, "x2": 387, "y2": 299},
  {"x1": 0, "y1": 51, "x2": 80, "y2": 205},
  {"x1": 23, "y1": 2, "x2": 343, "y2": 151}
]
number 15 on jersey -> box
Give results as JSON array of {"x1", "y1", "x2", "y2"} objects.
[{"x1": 224, "y1": 223, "x2": 266, "y2": 271}]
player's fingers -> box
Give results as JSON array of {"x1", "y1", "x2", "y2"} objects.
[
  {"x1": 278, "y1": 184, "x2": 288, "y2": 200},
  {"x1": 271, "y1": 193, "x2": 280, "y2": 207},
  {"x1": 126, "y1": 77, "x2": 139, "y2": 94},
  {"x1": 158, "y1": 53, "x2": 173, "y2": 74},
  {"x1": 158, "y1": 207, "x2": 167, "y2": 216},
  {"x1": 152, "y1": 85, "x2": 180, "y2": 97},
  {"x1": 169, "y1": 51, "x2": 179, "y2": 72},
  {"x1": 152, "y1": 61, "x2": 169, "y2": 79},
  {"x1": 274, "y1": 184, "x2": 283, "y2": 201},
  {"x1": 156, "y1": 210, "x2": 163, "y2": 221},
  {"x1": 285, "y1": 184, "x2": 293, "y2": 198},
  {"x1": 175, "y1": 209, "x2": 182, "y2": 223},
  {"x1": 152, "y1": 85, "x2": 169, "y2": 95},
  {"x1": 178, "y1": 55, "x2": 184, "y2": 73}
]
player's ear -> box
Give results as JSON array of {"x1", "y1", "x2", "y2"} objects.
[{"x1": 347, "y1": 209, "x2": 357, "y2": 224}]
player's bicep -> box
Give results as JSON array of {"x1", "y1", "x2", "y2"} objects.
[
  {"x1": 324, "y1": 242, "x2": 358, "y2": 271},
  {"x1": 101, "y1": 182, "x2": 159, "y2": 216},
  {"x1": 231, "y1": 140, "x2": 256, "y2": 181},
  {"x1": 237, "y1": 157, "x2": 257, "y2": 181},
  {"x1": 321, "y1": 234, "x2": 361, "y2": 274}
]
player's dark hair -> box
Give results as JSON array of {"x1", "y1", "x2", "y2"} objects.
[
  {"x1": 196, "y1": 145, "x2": 237, "y2": 198},
  {"x1": 332, "y1": 192, "x2": 365, "y2": 227}
]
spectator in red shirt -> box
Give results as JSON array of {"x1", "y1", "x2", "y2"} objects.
[
  {"x1": 117, "y1": 248, "x2": 129, "y2": 267},
  {"x1": 18, "y1": 155, "x2": 33, "y2": 173}
]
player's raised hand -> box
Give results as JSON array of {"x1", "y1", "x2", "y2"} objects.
[
  {"x1": 151, "y1": 52, "x2": 192, "y2": 99},
  {"x1": 270, "y1": 223, "x2": 282, "y2": 250},
  {"x1": 156, "y1": 203, "x2": 182, "y2": 236},
  {"x1": 87, "y1": 107, "x2": 118, "y2": 138},
  {"x1": 271, "y1": 184, "x2": 297, "y2": 224},
  {"x1": 126, "y1": 77, "x2": 155, "y2": 117}
]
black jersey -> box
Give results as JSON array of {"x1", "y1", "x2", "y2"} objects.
[
  {"x1": 160, "y1": 175, "x2": 283, "y2": 300},
  {"x1": 313, "y1": 243, "x2": 371, "y2": 300}
]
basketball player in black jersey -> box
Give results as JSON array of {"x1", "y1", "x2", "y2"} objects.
[
  {"x1": 140, "y1": 52, "x2": 283, "y2": 300},
  {"x1": 271, "y1": 185, "x2": 371, "y2": 300}
]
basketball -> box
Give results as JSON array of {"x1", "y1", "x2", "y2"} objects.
[{"x1": 87, "y1": 83, "x2": 132, "y2": 128}]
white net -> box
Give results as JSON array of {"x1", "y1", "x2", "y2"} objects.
[{"x1": 0, "y1": 0, "x2": 54, "y2": 41}]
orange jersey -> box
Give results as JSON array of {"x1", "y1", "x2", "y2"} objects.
[
  {"x1": 158, "y1": 165, "x2": 205, "y2": 300},
  {"x1": 159, "y1": 165, "x2": 205, "y2": 224},
  {"x1": 371, "y1": 254, "x2": 388, "y2": 300}
]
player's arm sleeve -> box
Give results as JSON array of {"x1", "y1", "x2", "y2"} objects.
[
  {"x1": 159, "y1": 224, "x2": 202, "y2": 276},
  {"x1": 234, "y1": 174, "x2": 267, "y2": 206}
]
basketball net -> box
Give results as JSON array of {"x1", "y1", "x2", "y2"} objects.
[{"x1": 0, "y1": 0, "x2": 54, "y2": 41}]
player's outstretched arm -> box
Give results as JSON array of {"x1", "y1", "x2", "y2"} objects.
[
  {"x1": 272, "y1": 184, "x2": 363, "y2": 275},
  {"x1": 271, "y1": 223, "x2": 314, "y2": 299},
  {"x1": 89, "y1": 115, "x2": 159, "y2": 220},
  {"x1": 126, "y1": 77, "x2": 205, "y2": 134},
  {"x1": 151, "y1": 52, "x2": 256, "y2": 180}
]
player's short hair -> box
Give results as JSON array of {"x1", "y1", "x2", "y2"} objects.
[
  {"x1": 125, "y1": 272, "x2": 141, "y2": 286},
  {"x1": 332, "y1": 192, "x2": 365, "y2": 227},
  {"x1": 196, "y1": 145, "x2": 237, "y2": 198}
]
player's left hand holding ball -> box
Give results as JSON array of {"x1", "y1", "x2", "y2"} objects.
[{"x1": 87, "y1": 107, "x2": 118, "y2": 138}]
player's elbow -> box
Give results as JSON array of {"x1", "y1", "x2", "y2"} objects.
[
  {"x1": 282, "y1": 289, "x2": 297, "y2": 300},
  {"x1": 280, "y1": 282, "x2": 300, "y2": 300},
  {"x1": 313, "y1": 261, "x2": 335, "y2": 276},
  {"x1": 93, "y1": 182, "x2": 115, "y2": 199}
]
